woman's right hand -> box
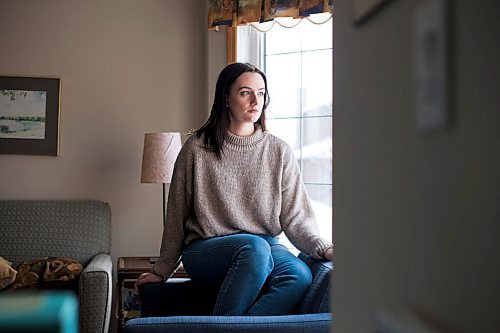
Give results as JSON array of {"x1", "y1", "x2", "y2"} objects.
[
  {"x1": 323, "y1": 246, "x2": 334, "y2": 261},
  {"x1": 134, "y1": 272, "x2": 163, "y2": 291}
]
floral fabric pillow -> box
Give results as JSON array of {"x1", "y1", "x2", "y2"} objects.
[
  {"x1": 43, "y1": 257, "x2": 83, "y2": 289},
  {"x1": 9, "y1": 257, "x2": 48, "y2": 289},
  {"x1": 8, "y1": 257, "x2": 83, "y2": 290},
  {"x1": 0, "y1": 256, "x2": 17, "y2": 290}
]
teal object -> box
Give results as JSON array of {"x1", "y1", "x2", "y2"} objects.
[{"x1": 0, "y1": 292, "x2": 79, "y2": 333}]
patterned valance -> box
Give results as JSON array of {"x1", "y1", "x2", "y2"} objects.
[{"x1": 208, "y1": 0, "x2": 334, "y2": 29}]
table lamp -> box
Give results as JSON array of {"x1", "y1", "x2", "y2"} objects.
[{"x1": 140, "y1": 132, "x2": 182, "y2": 227}]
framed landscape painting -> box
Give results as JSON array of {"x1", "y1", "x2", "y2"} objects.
[{"x1": 0, "y1": 76, "x2": 60, "y2": 155}]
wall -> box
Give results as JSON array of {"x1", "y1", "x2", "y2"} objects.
[
  {"x1": 333, "y1": 0, "x2": 499, "y2": 332},
  {"x1": 207, "y1": 26, "x2": 228, "y2": 110},
  {"x1": 0, "y1": 0, "x2": 208, "y2": 329}
]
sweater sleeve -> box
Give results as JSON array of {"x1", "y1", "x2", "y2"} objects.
[
  {"x1": 151, "y1": 139, "x2": 194, "y2": 278},
  {"x1": 279, "y1": 144, "x2": 333, "y2": 260}
]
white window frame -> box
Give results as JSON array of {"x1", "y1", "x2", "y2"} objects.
[{"x1": 231, "y1": 18, "x2": 333, "y2": 245}]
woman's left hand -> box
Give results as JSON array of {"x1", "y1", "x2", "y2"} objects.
[{"x1": 323, "y1": 247, "x2": 334, "y2": 261}]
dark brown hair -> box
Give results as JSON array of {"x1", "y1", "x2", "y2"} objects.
[{"x1": 195, "y1": 63, "x2": 270, "y2": 159}]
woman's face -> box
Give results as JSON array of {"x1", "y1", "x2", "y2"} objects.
[{"x1": 226, "y1": 72, "x2": 266, "y2": 128}]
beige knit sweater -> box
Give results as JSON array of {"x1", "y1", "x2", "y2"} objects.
[{"x1": 152, "y1": 127, "x2": 332, "y2": 278}]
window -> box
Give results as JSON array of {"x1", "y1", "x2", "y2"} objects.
[{"x1": 236, "y1": 15, "x2": 333, "y2": 246}]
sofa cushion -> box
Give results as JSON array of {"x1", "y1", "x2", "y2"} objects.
[
  {"x1": 0, "y1": 200, "x2": 111, "y2": 267},
  {"x1": 0, "y1": 256, "x2": 17, "y2": 290},
  {"x1": 125, "y1": 313, "x2": 332, "y2": 333}
]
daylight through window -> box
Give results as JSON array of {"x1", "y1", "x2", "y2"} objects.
[{"x1": 237, "y1": 15, "x2": 333, "y2": 247}]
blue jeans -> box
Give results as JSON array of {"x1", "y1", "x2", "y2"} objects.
[{"x1": 181, "y1": 233, "x2": 312, "y2": 316}]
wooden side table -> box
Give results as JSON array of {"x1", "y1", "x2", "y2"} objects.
[{"x1": 116, "y1": 256, "x2": 187, "y2": 333}]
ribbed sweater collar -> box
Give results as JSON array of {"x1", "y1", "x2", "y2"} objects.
[{"x1": 224, "y1": 126, "x2": 266, "y2": 152}]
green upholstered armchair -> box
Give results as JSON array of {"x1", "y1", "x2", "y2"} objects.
[{"x1": 0, "y1": 200, "x2": 112, "y2": 333}]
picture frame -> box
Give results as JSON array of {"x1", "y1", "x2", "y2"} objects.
[
  {"x1": 0, "y1": 76, "x2": 60, "y2": 156},
  {"x1": 353, "y1": 0, "x2": 393, "y2": 25}
]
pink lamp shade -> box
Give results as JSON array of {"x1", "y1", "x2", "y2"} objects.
[{"x1": 141, "y1": 132, "x2": 182, "y2": 184}]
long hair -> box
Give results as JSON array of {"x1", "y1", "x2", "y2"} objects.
[{"x1": 196, "y1": 62, "x2": 270, "y2": 159}]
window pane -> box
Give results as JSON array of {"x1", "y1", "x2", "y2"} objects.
[
  {"x1": 264, "y1": 20, "x2": 301, "y2": 55},
  {"x1": 301, "y1": 117, "x2": 332, "y2": 184},
  {"x1": 265, "y1": 53, "x2": 301, "y2": 119},
  {"x1": 302, "y1": 49, "x2": 332, "y2": 117},
  {"x1": 267, "y1": 118, "x2": 301, "y2": 152},
  {"x1": 306, "y1": 184, "x2": 332, "y2": 241},
  {"x1": 301, "y1": 14, "x2": 333, "y2": 51},
  {"x1": 238, "y1": 15, "x2": 333, "y2": 245}
]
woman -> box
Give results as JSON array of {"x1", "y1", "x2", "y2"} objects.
[{"x1": 135, "y1": 62, "x2": 334, "y2": 316}]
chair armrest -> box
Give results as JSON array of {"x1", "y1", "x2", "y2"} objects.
[
  {"x1": 125, "y1": 313, "x2": 331, "y2": 333},
  {"x1": 139, "y1": 279, "x2": 218, "y2": 317},
  {"x1": 297, "y1": 253, "x2": 333, "y2": 314},
  {"x1": 79, "y1": 254, "x2": 113, "y2": 333}
]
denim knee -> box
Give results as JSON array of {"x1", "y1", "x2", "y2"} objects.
[
  {"x1": 233, "y1": 235, "x2": 274, "y2": 276},
  {"x1": 287, "y1": 261, "x2": 313, "y2": 294}
]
